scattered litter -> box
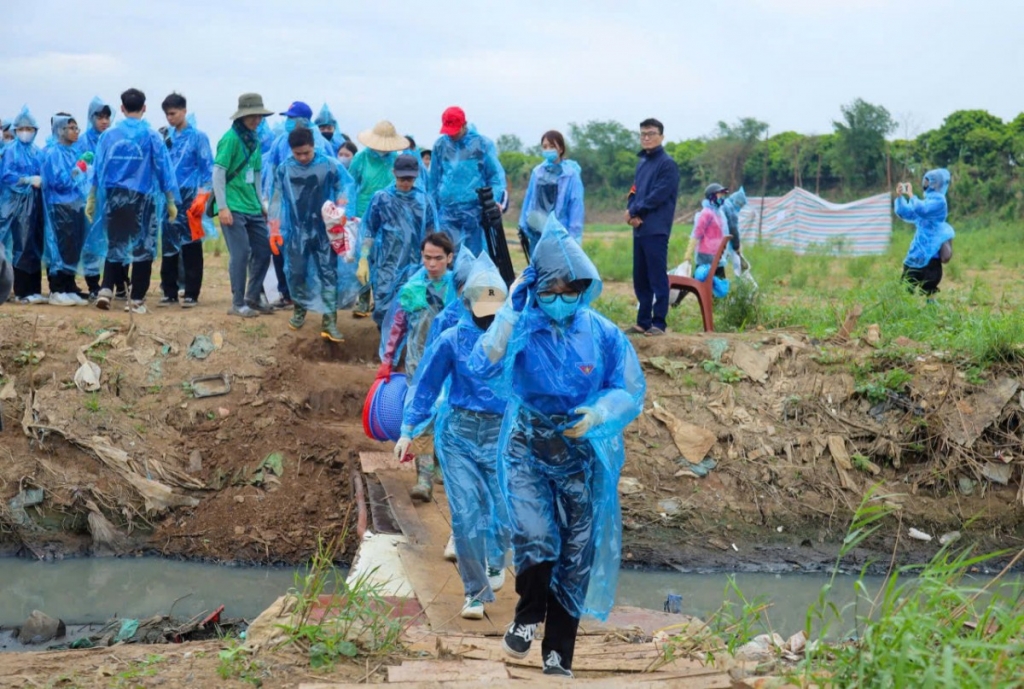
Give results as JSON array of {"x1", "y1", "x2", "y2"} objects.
[
  {"x1": 707, "y1": 338, "x2": 729, "y2": 363},
  {"x1": 190, "y1": 373, "x2": 231, "y2": 399},
  {"x1": 674, "y1": 457, "x2": 717, "y2": 478},
  {"x1": 115, "y1": 619, "x2": 140, "y2": 643},
  {"x1": 732, "y1": 342, "x2": 771, "y2": 383},
  {"x1": 940, "y1": 377, "x2": 1020, "y2": 448},
  {"x1": 864, "y1": 324, "x2": 881, "y2": 347},
  {"x1": 981, "y1": 462, "x2": 1014, "y2": 486},
  {"x1": 657, "y1": 498, "x2": 681, "y2": 516},
  {"x1": 939, "y1": 531, "x2": 961, "y2": 546},
  {"x1": 650, "y1": 401, "x2": 717, "y2": 463},
  {"x1": 908, "y1": 528, "x2": 933, "y2": 542},
  {"x1": 187, "y1": 335, "x2": 216, "y2": 360},
  {"x1": 958, "y1": 477, "x2": 975, "y2": 496},
  {"x1": 8, "y1": 488, "x2": 44, "y2": 528},
  {"x1": 217, "y1": 407, "x2": 231, "y2": 418},
  {"x1": 777, "y1": 526, "x2": 784, "y2": 533},
  {"x1": 251, "y1": 452, "x2": 285, "y2": 486},
  {"x1": 663, "y1": 593, "x2": 683, "y2": 614},
  {"x1": 212, "y1": 332, "x2": 224, "y2": 349},
  {"x1": 731, "y1": 543, "x2": 738, "y2": 552},
  {"x1": 0, "y1": 378, "x2": 17, "y2": 400},
  {"x1": 617, "y1": 477, "x2": 643, "y2": 495},
  {"x1": 73, "y1": 360, "x2": 101, "y2": 392},
  {"x1": 646, "y1": 356, "x2": 688, "y2": 379},
  {"x1": 188, "y1": 450, "x2": 203, "y2": 473}
]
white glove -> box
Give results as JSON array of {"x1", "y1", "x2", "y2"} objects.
[
  {"x1": 393, "y1": 436, "x2": 413, "y2": 462},
  {"x1": 680, "y1": 260, "x2": 692, "y2": 278},
  {"x1": 730, "y1": 252, "x2": 743, "y2": 276},
  {"x1": 30, "y1": 176, "x2": 41, "y2": 188},
  {"x1": 562, "y1": 406, "x2": 600, "y2": 439}
]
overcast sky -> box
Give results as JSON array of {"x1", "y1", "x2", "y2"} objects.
[{"x1": 1, "y1": 0, "x2": 1020, "y2": 146}]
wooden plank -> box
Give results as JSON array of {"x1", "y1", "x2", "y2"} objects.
[
  {"x1": 301, "y1": 678, "x2": 735, "y2": 689},
  {"x1": 376, "y1": 470, "x2": 431, "y2": 546},
  {"x1": 360, "y1": 450, "x2": 414, "y2": 474},
  {"x1": 386, "y1": 659, "x2": 509, "y2": 683}
]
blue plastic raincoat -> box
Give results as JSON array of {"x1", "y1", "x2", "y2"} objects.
[
  {"x1": 379, "y1": 266, "x2": 456, "y2": 375},
  {"x1": 428, "y1": 247, "x2": 476, "y2": 340},
  {"x1": 402, "y1": 253, "x2": 511, "y2": 601},
  {"x1": 0, "y1": 108, "x2": 45, "y2": 274},
  {"x1": 76, "y1": 98, "x2": 113, "y2": 276},
  {"x1": 93, "y1": 117, "x2": 180, "y2": 265},
  {"x1": 41, "y1": 116, "x2": 92, "y2": 276},
  {"x1": 262, "y1": 122, "x2": 334, "y2": 200},
  {"x1": 894, "y1": 168, "x2": 954, "y2": 269},
  {"x1": 257, "y1": 119, "x2": 276, "y2": 155},
  {"x1": 361, "y1": 183, "x2": 438, "y2": 325},
  {"x1": 469, "y1": 215, "x2": 646, "y2": 621},
  {"x1": 519, "y1": 159, "x2": 584, "y2": 251},
  {"x1": 428, "y1": 125, "x2": 506, "y2": 254},
  {"x1": 722, "y1": 187, "x2": 747, "y2": 252},
  {"x1": 269, "y1": 150, "x2": 355, "y2": 314},
  {"x1": 314, "y1": 104, "x2": 341, "y2": 156},
  {"x1": 162, "y1": 115, "x2": 214, "y2": 253}
]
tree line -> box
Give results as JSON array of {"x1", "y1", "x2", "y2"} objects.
[{"x1": 498, "y1": 99, "x2": 1024, "y2": 219}]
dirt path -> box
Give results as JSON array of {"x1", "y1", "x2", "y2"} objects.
[{"x1": 1, "y1": 261, "x2": 1022, "y2": 571}]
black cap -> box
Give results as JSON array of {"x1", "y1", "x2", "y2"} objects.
[{"x1": 394, "y1": 154, "x2": 420, "y2": 179}]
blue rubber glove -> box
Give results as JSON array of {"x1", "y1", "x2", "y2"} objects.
[{"x1": 511, "y1": 265, "x2": 537, "y2": 312}]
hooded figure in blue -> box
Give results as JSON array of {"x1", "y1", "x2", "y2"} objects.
[
  {"x1": 88, "y1": 89, "x2": 180, "y2": 311},
  {"x1": 359, "y1": 154, "x2": 439, "y2": 327},
  {"x1": 41, "y1": 115, "x2": 94, "y2": 302},
  {"x1": 76, "y1": 98, "x2": 114, "y2": 293},
  {"x1": 314, "y1": 104, "x2": 342, "y2": 156},
  {"x1": 469, "y1": 214, "x2": 645, "y2": 676},
  {"x1": 519, "y1": 131, "x2": 585, "y2": 253},
  {"x1": 395, "y1": 253, "x2": 511, "y2": 620},
  {"x1": 721, "y1": 187, "x2": 749, "y2": 275},
  {"x1": 428, "y1": 110, "x2": 506, "y2": 256},
  {"x1": 895, "y1": 168, "x2": 954, "y2": 296},
  {"x1": 0, "y1": 107, "x2": 46, "y2": 303},
  {"x1": 268, "y1": 126, "x2": 356, "y2": 342}
]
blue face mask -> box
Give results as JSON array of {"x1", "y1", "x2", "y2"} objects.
[
  {"x1": 541, "y1": 149, "x2": 559, "y2": 163},
  {"x1": 538, "y1": 297, "x2": 579, "y2": 323}
]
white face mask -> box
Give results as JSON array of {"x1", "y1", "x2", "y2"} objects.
[{"x1": 17, "y1": 130, "x2": 35, "y2": 144}]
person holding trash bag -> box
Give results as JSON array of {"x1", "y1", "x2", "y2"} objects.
[
  {"x1": 518, "y1": 130, "x2": 584, "y2": 255},
  {"x1": 378, "y1": 232, "x2": 456, "y2": 501},
  {"x1": 895, "y1": 168, "x2": 954, "y2": 297},
  {"x1": 394, "y1": 253, "x2": 511, "y2": 620},
  {"x1": 76, "y1": 97, "x2": 114, "y2": 299},
  {"x1": 679, "y1": 183, "x2": 730, "y2": 296},
  {"x1": 428, "y1": 106, "x2": 506, "y2": 256},
  {"x1": 721, "y1": 187, "x2": 750, "y2": 276},
  {"x1": 87, "y1": 88, "x2": 180, "y2": 314},
  {"x1": 158, "y1": 93, "x2": 214, "y2": 308},
  {"x1": 357, "y1": 153, "x2": 437, "y2": 328},
  {"x1": 469, "y1": 215, "x2": 645, "y2": 678},
  {"x1": 0, "y1": 107, "x2": 47, "y2": 304},
  {"x1": 267, "y1": 126, "x2": 355, "y2": 342},
  {"x1": 212, "y1": 93, "x2": 274, "y2": 318},
  {"x1": 41, "y1": 114, "x2": 92, "y2": 305}
]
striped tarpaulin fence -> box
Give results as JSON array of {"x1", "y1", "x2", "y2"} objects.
[{"x1": 736, "y1": 187, "x2": 892, "y2": 256}]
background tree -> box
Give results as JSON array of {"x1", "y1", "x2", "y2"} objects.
[{"x1": 830, "y1": 98, "x2": 896, "y2": 189}]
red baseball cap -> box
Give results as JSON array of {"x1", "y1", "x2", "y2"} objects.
[{"x1": 440, "y1": 106, "x2": 466, "y2": 136}]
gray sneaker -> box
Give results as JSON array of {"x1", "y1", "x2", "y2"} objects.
[
  {"x1": 228, "y1": 305, "x2": 259, "y2": 318},
  {"x1": 95, "y1": 288, "x2": 114, "y2": 310},
  {"x1": 245, "y1": 299, "x2": 274, "y2": 315}
]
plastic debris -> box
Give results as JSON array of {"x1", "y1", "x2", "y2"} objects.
[
  {"x1": 908, "y1": 527, "x2": 933, "y2": 542},
  {"x1": 187, "y1": 335, "x2": 216, "y2": 360}
]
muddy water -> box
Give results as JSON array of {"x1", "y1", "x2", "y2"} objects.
[{"x1": 1, "y1": 558, "x2": 886, "y2": 636}]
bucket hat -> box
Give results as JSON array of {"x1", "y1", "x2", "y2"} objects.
[{"x1": 230, "y1": 93, "x2": 274, "y2": 120}]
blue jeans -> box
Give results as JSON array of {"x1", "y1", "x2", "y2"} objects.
[
  {"x1": 633, "y1": 233, "x2": 669, "y2": 331},
  {"x1": 439, "y1": 408, "x2": 510, "y2": 602},
  {"x1": 221, "y1": 212, "x2": 270, "y2": 309}
]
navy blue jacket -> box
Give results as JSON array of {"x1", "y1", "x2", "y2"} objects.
[{"x1": 627, "y1": 146, "x2": 680, "y2": 237}]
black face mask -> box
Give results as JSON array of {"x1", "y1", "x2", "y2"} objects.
[
  {"x1": 472, "y1": 314, "x2": 495, "y2": 330},
  {"x1": 322, "y1": 131, "x2": 334, "y2": 141}
]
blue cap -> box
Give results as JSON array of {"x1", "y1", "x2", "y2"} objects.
[{"x1": 280, "y1": 101, "x2": 313, "y2": 119}]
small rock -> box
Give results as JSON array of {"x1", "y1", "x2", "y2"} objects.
[
  {"x1": 864, "y1": 324, "x2": 881, "y2": 347},
  {"x1": 234, "y1": 496, "x2": 245, "y2": 504},
  {"x1": 188, "y1": 450, "x2": 203, "y2": 473},
  {"x1": 617, "y1": 477, "x2": 643, "y2": 495},
  {"x1": 786, "y1": 630, "x2": 807, "y2": 654},
  {"x1": 17, "y1": 610, "x2": 66, "y2": 644},
  {"x1": 981, "y1": 462, "x2": 1013, "y2": 486},
  {"x1": 776, "y1": 526, "x2": 784, "y2": 533},
  {"x1": 234, "y1": 526, "x2": 245, "y2": 536},
  {"x1": 217, "y1": 407, "x2": 231, "y2": 418}
]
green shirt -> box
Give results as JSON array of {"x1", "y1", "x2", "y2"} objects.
[
  {"x1": 349, "y1": 148, "x2": 397, "y2": 216},
  {"x1": 214, "y1": 128, "x2": 263, "y2": 215}
]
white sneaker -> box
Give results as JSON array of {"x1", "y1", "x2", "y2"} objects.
[
  {"x1": 444, "y1": 533, "x2": 457, "y2": 562},
  {"x1": 487, "y1": 566, "x2": 506, "y2": 593},
  {"x1": 460, "y1": 596, "x2": 484, "y2": 620},
  {"x1": 25, "y1": 294, "x2": 49, "y2": 305},
  {"x1": 69, "y1": 293, "x2": 88, "y2": 306},
  {"x1": 125, "y1": 300, "x2": 147, "y2": 314},
  {"x1": 49, "y1": 293, "x2": 76, "y2": 307}
]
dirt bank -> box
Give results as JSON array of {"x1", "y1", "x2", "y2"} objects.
[{"x1": 1, "y1": 267, "x2": 1022, "y2": 571}]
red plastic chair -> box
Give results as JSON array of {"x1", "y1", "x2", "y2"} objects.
[{"x1": 668, "y1": 236, "x2": 730, "y2": 332}]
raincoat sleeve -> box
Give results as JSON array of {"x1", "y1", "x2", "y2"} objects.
[
  {"x1": 0, "y1": 153, "x2": 30, "y2": 188},
  {"x1": 400, "y1": 334, "x2": 455, "y2": 437},
  {"x1": 427, "y1": 142, "x2": 443, "y2": 205},
  {"x1": 468, "y1": 301, "x2": 521, "y2": 387},
  {"x1": 425, "y1": 195, "x2": 440, "y2": 235},
  {"x1": 40, "y1": 150, "x2": 79, "y2": 197},
  {"x1": 579, "y1": 321, "x2": 646, "y2": 439},
  {"x1": 566, "y1": 173, "x2": 585, "y2": 241},
  {"x1": 197, "y1": 131, "x2": 214, "y2": 191},
  {"x1": 267, "y1": 166, "x2": 285, "y2": 230},
  {"x1": 482, "y1": 137, "x2": 506, "y2": 202},
  {"x1": 380, "y1": 307, "x2": 408, "y2": 367},
  {"x1": 628, "y1": 159, "x2": 679, "y2": 217},
  {"x1": 894, "y1": 195, "x2": 945, "y2": 223},
  {"x1": 336, "y1": 159, "x2": 357, "y2": 213},
  {"x1": 360, "y1": 194, "x2": 382, "y2": 259},
  {"x1": 151, "y1": 132, "x2": 181, "y2": 203},
  {"x1": 518, "y1": 168, "x2": 539, "y2": 231}
]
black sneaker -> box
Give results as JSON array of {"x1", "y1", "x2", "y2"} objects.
[
  {"x1": 542, "y1": 650, "x2": 573, "y2": 678},
  {"x1": 157, "y1": 296, "x2": 178, "y2": 307},
  {"x1": 245, "y1": 300, "x2": 274, "y2": 315},
  {"x1": 502, "y1": 621, "x2": 538, "y2": 659},
  {"x1": 181, "y1": 298, "x2": 198, "y2": 309},
  {"x1": 271, "y1": 296, "x2": 293, "y2": 310}
]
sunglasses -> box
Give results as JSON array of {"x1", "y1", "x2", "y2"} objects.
[{"x1": 536, "y1": 291, "x2": 580, "y2": 304}]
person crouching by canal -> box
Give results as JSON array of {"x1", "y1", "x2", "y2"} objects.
[
  {"x1": 267, "y1": 126, "x2": 356, "y2": 342},
  {"x1": 394, "y1": 253, "x2": 511, "y2": 621},
  {"x1": 469, "y1": 215, "x2": 646, "y2": 678},
  {"x1": 895, "y1": 168, "x2": 954, "y2": 298}
]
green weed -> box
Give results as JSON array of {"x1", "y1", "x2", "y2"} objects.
[
  {"x1": 83, "y1": 393, "x2": 102, "y2": 414},
  {"x1": 702, "y1": 360, "x2": 744, "y2": 383},
  {"x1": 854, "y1": 368, "x2": 913, "y2": 404}
]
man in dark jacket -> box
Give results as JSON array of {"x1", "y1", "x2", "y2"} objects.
[{"x1": 625, "y1": 118, "x2": 679, "y2": 336}]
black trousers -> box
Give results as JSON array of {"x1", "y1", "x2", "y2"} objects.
[
  {"x1": 47, "y1": 271, "x2": 84, "y2": 296},
  {"x1": 272, "y1": 251, "x2": 289, "y2": 300},
  {"x1": 902, "y1": 258, "x2": 942, "y2": 296},
  {"x1": 161, "y1": 240, "x2": 204, "y2": 300},
  {"x1": 102, "y1": 260, "x2": 151, "y2": 302},
  {"x1": 514, "y1": 561, "x2": 582, "y2": 669},
  {"x1": 12, "y1": 269, "x2": 42, "y2": 299}
]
